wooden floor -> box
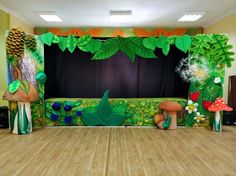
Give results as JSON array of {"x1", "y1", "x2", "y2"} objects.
[{"x1": 0, "y1": 126, "x2": 236, "y2": 176}]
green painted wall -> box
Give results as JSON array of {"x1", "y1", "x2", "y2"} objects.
[{"x1": 0, "y1": 9, "x2": 9, "y2": 106}]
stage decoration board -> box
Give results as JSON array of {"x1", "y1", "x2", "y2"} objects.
[{"x1": 4, "y1": 27, "x2": 235, "y2": 129}]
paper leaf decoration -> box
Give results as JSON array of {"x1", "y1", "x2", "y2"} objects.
[
  {"x1": 81, "y1": 90, "x2": 129, "y2": 126},
  {"x1": 19, "y1": 80, "x2": 30, "y2": 94},
  {"x1": 36, "y1": 71, "x2": 47, "y2": 85},
  {"x1": 156, "y1": 36, "x2": 170, "y2": 56},
  {"x1": 143, "y1": 37, "x2": 156, "y2": 50},
  {"x1": 118, "y1": 37, "x2": 136, "y2": 62},
  {"x1": 8, "y1": 80, "x2": 21, "y2": 94},
  {"x1": 40, "y1": 32, "x2": 54, "y2": 46},
  {"x1": 67, "y1": 34, "x2": 77, "y2": 53},
  {"x1": 92, "y1": 38, "x2": 119, "y2": 60},
  {"x1": 77, "y1": 34, "x2": 92, "y2": 47},
  {"x1": 52, "y1": 35, "x2": 60, "y2": 43},
  {"x1": 79, "y1": 39, "x2": 101, "y2": 53},
  {"x1": 58, "y1": 37, "x2": 68, "y2": 52},
  {"x1": 175, "y1": 35, "x2": 192, "y2": 53}
]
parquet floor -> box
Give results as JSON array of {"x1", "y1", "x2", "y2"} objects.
[{"x1": 0, "y1": 126, "x2": 236, "y2": 176}]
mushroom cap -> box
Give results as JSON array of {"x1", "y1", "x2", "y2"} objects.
[
  {"x1": 3, "y1": 83, "x2": 39, "y2": 102},
  {"x1": 159, "y1": 100, "x2": 182, "y2": 112},
  {"x1": 208, "y1": 97, "x2": 233, "y2": 112}
]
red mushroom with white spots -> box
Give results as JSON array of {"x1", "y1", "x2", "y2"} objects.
[{"x1": 208, "y1": 97, "x2": 233, "y2": 132}]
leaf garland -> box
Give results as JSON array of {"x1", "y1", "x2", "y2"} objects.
[
  {"x1": 40, "y1": 32, "x2": 54, "y2": 46},
  {"x1": 58, "y1": 37, "x2": 68, "y2": 52},
  {"x1": 156, "y1": 36, "x2": 170, "y2": 56},
  {"x1": 175, "y1": 35, "x2": 192, "y2": 53},
  {"x1": 92, "y1": 38, "x2": 120, "y2": 60},
  {"x1": 79, "y1": 39, "x2": 101, "y2": 54},
  {"x1": 52, "y1": 35, "x2": 60, "y2": 43},
  {"x1": 77, "y1": 34, "x2": 92, "y2": 47},
  {"x1": 143, "y1": 37, "x2": 156, "y2": 50},
  {"x1": 67, "y1": 34, "x2": 77, "y2": 53}
]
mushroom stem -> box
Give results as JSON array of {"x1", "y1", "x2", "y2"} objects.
[
  {"x1": 168, "y1": 112, "x2": 177, "y2": 130},
  {"x1": 213, "y1": 111, "x2": 222, "y2": 132},
  {"x1": 12, "y1": 102, "x2": 32, "y2": 134}
]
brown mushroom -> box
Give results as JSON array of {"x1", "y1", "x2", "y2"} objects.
[
  {"x1": 159, "y1": 100, "x2": 182, "y2": 129},
  {"x1": 154, "y1": 114, "x2": 165, "y2": 125},
  {"x1": 3, "y1": 80, "x2": 39, "y2": 134},
  {"x1": 208, "y1": 97, "x2": 233, "y2": 132}
]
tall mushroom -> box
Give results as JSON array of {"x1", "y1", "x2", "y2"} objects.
[
  {"x1": 208, "y1": 97, "x2": 233, "y2": 132},
  {"x1": 3, "y1": 80, "x2": 39, "y2": 134},
  {"x1": 159, "y1": 100, "x2": 182, "y2": 129}
]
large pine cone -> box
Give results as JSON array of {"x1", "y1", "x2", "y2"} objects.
[
  {"x1": 6, "y1": 27, "x2": 25, "y2": 59},
  {"x1": 24, "y1": 35, "x2": 36, "y2": 50}
]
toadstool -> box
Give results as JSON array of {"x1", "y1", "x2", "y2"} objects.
[
  {"x1": 159, "y1": 100, "x2": 182, "y2": 129},
  {"x1": 3, "y1": 80, "x2": 39, "y2": 134},
  {"x1": 208, "y1": 97, "x2": 233, "y2": 132}
]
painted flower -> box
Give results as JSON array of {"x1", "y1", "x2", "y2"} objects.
[
  {"x1": 52, "y1": 102, "x2": 61, "y2": 110},
  {"x1": 50, "y1": 114, "x2": 59, "y2": 121},
  {"x1": 214, "y1": 77, "x2": 221, "y2": 84},
  {"x1": 185, "y1": 100, "x2": 198, "y2": 114},
  {"x1": 194, "y1": 112, "x2": 205, "y2": 123},
  {"x1": 190, "y1": 91, "x2": 200, "y2": 102},
  {"x1": 64, "y1": 105, "x2": 73, "y2": 111},
  {"x1": 64, "y1": 116, "x2": 73, "y2": 124},
  {"x1": 202, "y1": 100, "x2": 212, "y2": 110}
]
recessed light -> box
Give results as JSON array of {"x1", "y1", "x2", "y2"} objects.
[
  {"x1": 110, "y1": 10, "x2": 132, "y2": 23},
  {"x1": 40, "y1": 14, "x2": 62, "y2": 22},
  {"x1": 178, "y1": 12, "x2": 205, "y2": 22}
]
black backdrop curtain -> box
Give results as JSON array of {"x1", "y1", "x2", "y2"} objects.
[{"x1": 45, "y1": 43, "x2": 189, "y2": 99}]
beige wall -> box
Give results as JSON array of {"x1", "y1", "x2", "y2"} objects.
[
  {"x1": 0, "y1": 9, "x2": 9, "y2": 106},
  {"x1": 204, "y1": 13, "x2": 236, "y2": 102},
  {"x1": 0, "y1": 9, "x2": 34, "y2": 106},
  {"x1": 9, "y1": 14, "x2": 34, "y2": 34}
]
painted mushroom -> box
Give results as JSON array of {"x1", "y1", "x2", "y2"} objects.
[
  {"x1": 3, "y1": 80, "x2": 39, "y2": 134},
  {"x1": 159, "y1": 100, "x2": 182, "y2": 129},
  {"x1": 208, "y1": 97, "x2": 233, "y2": 132}
]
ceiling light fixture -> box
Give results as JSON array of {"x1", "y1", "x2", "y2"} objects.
[
  {"x1": 39, "y1": 13, "x2": 62, "y2": 22},
  {"x1": 178, "y1": 12, "x2": 205, "y2": 22},
  {"x1": 110, "y1": 10, "x2": 132, "y2": 22}
]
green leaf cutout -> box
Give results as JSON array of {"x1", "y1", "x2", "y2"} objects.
[
  {"x1": 77, "y1": 34, "x2": 92, "y2": 47},
  {"x1": 143, "y1": 37, "x2": 156, "y2": 50},
  {"x1": 79, "y1": 39, "x2": 101, "y2": 53},
  {"x1": 40, "y1": 32, "x2": 54, "y2": 46},
  {"x1": 8, "y1": 80, "x2": 21, "y2": 94},
  {"x1": 118, "y1": 37, "x2": 136, "y2": 62},
  {"x1": 58, "y1": 37, "x2": 68, "y2": 52},
  {"x1": 67, "y1": 34, "x2": 77, "y2": 53},
  {"x1": 92, "y1": 38, "x2": 119, "y2": 60},
  {"x1": 156, "y1": 36, "x2": 170, "y2": 56},
  {"x1": 81, "y1": 90, "x2": 130, "y2": 126},
  {"x1": 52, "y1": 35, "x2": 60, "y2": 43},
  {"x1": 36, "y1": 71, "x2": 47, "y2": 85},
  {"x1": 19, "y1": 80, "x2": 30, "y2": 94},
  {"x1": 175, "y1": 35, "x2": 192, "y2": 53}
]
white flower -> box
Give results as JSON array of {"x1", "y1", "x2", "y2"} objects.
[
  {"x1": 214, "y1": 77, "x2": 221, "y2": 84},
  {"x1": 194, "y1": 112, "x2": 205, "y2": 123},
  {"x1": 185, "y1": 100, "x2": 198, "y2": 114}
]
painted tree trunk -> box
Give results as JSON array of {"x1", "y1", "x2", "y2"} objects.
[
  {"x1": 213, "y1": 111, "x2": 222, "y2": 132},
  {"x1": 10, "y1": 102, "x2": 32, "y2": 134}
]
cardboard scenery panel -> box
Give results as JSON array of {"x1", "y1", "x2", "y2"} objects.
[{"x1": 4, "y1": 28, "x2": 234, "y2": 128}]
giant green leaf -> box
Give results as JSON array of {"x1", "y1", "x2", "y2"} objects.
[
  {"x1": 156, "y1": 36, "x2": 170, "y2": 56},
  {"x1": 19, "y1": 80, "x2": 30, "y2": 94},
  {"x1": 175, "y1": 35, "x2": 192, "y2": 53},
  {"x1": 92, "y1": 38, "x2": 119, "y2": 60},
  {"x1": 143, "y1": 37, "x2": 156, "y2": 50},
  {"x1": 8, "y1": 80, "x2": 21, "y2": 94},
  {"x1": 52, "y1": 35, "x2": 60, "y2": 43},
  {"x1": 80, "y1": 90, "x2": 130, "y2": 126},
  {"x1": 58, "y1": 37, "x2": 68, "y2": 52},
  {"x1": 77, "y1": 34, "x2": 92, "y2": 47},
  {"x1": 40, "y1": 32, "x2": 54, "y2": 46},
  {"x1": 118, "y1": 37, "x2": 136, "y2": 62},
  {"x1": 79, "y1": 39, "x2": 101, "y2": 53},
  {"x1": 67, "y1": 34, "x2": 77, "y2": 53}
]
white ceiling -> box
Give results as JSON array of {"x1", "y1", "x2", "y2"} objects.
[{"x1": 0, "y1": 0, "x2": 236, "y2": 28}]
